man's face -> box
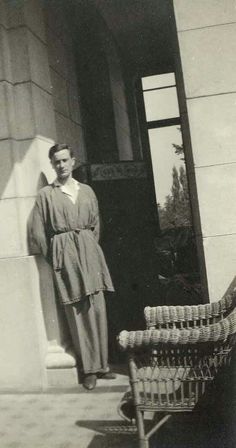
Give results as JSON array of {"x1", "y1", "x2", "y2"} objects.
[{"x1": 51, "y1": 149, "x2": 75, "y2": 181}]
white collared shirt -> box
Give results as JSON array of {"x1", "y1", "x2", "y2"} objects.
[{"x1": 54, "y1": 178, "x2": 80, "y2": 204}]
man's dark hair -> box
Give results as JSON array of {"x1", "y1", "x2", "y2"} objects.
[{"x1": 48, "y1": 143, "x2": 74, "y2": 160}]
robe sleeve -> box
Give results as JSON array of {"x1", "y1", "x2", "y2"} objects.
[{"x1": 29, "y1": 194, "x2": 49, "y2": 260}]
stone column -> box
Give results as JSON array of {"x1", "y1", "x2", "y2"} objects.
[
  {"x1": 0, "y1": 0, "x2": 76, "y2": 391},
  {"x1": 105, "y1": 36, "x2": 134, "y2": 161},
  {"x1": 173, "y1": 0, "x2": 236, "y2": 301}
]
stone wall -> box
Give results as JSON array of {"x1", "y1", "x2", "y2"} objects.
[
  {"x1": 0, "y1": 0, "x2": 84, "y2": 391},
  {"x1": 104, "y1": 35, "x2": 133, "y2": 160},
  {"x1": 174, "y1": 0, "x2": 236, "y2": 300},
  {"x1": 0, "y1": 0, "x2": 137, "y2": 391},
  {"x1": 74, "y1": 2, "x2": 136, "y2": 163},
  {"x1": 44, "y1": 0, "x2": 86, "y2": 164},
  {"x1": 0, "y1": 0, "x2": 54, "y2": 391}
]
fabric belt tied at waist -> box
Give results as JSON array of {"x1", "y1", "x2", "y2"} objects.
[
  {"x1": 54, "y1": 226, "x2": 94, "y2": 236},
  {"x1": 51, "y1": 227, "x2": 94, "y2": 271}
]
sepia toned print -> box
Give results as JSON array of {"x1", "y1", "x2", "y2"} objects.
[{"x1": 0, "y1": 1, "x2": 235, "y2": 447}]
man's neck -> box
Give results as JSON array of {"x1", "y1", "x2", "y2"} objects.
[{"x1": 57, "y1": 175, "x2": 74, "y2": 186}]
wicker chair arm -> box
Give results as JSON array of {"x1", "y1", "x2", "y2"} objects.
[
  {"x1": 118, "y1": 306, "x2": 236, "y2": 351},
  {"x1": 144, "y1": 293, "x2": 236, "y2": 328}
]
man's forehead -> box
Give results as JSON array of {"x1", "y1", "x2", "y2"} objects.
[{"x1": 52, "y1": 149, "x2": 72, "y2": 160}]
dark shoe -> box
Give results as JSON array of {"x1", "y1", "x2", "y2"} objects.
[
  {"x1": 97, "y1": 371, "x2": 117, "y2": 380},
  {"x1": 83, "y1": 373, "x2": 97, "y2": 390}
]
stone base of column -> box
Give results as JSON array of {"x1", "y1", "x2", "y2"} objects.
[
  {"x1": 47, "y1": 368, "x2": 79, "y2": 388},
  {"x1": 45, "y1": 341, "x2": 80, "y2": 388}
]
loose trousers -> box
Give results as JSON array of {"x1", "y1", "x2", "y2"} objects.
[{"x1": 64, "y1": 291, "x2": 109, "y2": 374}]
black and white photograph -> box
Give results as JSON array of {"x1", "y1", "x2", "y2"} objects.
[{"x1": 0, "y1": 1, "x2": 235, "y2": 447}]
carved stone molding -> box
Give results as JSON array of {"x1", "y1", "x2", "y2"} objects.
[
  {"x1": 45, "y1": 341, "x2": 76, "y2": 369},
  {"x1": 90, "y1": 161, "x2": 147, "y2": 181}
]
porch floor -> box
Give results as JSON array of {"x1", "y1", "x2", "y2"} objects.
[{"x1": 0, "y1": 367, "x2": 234, "y2": 448}]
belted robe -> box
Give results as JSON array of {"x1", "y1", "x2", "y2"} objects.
[{"x1": 30, "y1": 181, "x2": 114, "y2": 305}]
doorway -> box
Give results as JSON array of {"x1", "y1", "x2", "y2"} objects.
[{"x1": 140, "y1": 72, "x2": 203, "y2": 306}]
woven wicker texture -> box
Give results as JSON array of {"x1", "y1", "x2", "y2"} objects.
[
  {"x1": 117, "y1": 294, "x2": 236, "y2": 448},
  {"x1": 144, "y1": 293, "x2": 236, "y2": 329},
  {"x1": 118, "y1": 306, "x2": 236, "y2": 350}
]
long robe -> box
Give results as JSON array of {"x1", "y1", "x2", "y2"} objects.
[{"x1": 30, "y1": 180, "x2": 114, "y2": 305}]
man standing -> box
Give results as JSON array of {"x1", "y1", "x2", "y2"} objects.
[{"x1": 30, "y1": 143, "x2": 115, "y2": 390}]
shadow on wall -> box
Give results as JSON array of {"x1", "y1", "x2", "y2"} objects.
[
  {"x1": 36, "y1": 172, "x2": 49, "y2": 191},
  {"x1": 0, "y1": 138, "x2": 53, "y2": 200}
]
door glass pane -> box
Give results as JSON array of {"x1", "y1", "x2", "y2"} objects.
[
  {"x1": 141, "y1": 73, "x2": 202, "y2": 304},
  {"x1": 148, "y1": 126, "x2": 201, "y2": 303},
  {"x1": 143, "y1": 87, "x2": 179, "y2": 121},
  {"x1": 148, "y1": 125, "x2": 190, "y2": 229},
  {"x1": 142, "y1": 73, "x2": 176, "y2": 90}
]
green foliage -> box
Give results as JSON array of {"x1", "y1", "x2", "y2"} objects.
[
  {"x1": 158, "y1": 164, "x2": 191, "y2": 229},
  {"x1": 158, "y1": 132, "x2": 191, "y2": 229},
  {"x1": 173, "y1": 143, "x2": 185, "y2": 160},
  {"x1": 155, "y1": 134, "x2": 202, "y2": 304}
]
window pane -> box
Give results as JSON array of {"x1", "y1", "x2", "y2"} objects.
[
  {"x1": 143, "y1": 87, "x2": 179, "y2": 121},
  {"x1": 142, "y1": 73, "x2": 176, "y2": 90},
  {"x1": 148, "y1": 126, "x2": 184, "y2": 208}
]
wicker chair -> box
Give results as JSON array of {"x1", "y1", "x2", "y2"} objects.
[{"x1": 117, "y1": 293, "x2": 236, "y2": 448}]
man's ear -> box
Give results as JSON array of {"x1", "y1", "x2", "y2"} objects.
[{"x1": 72, "y1": 157, "x2": 76, "y2": 168}]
